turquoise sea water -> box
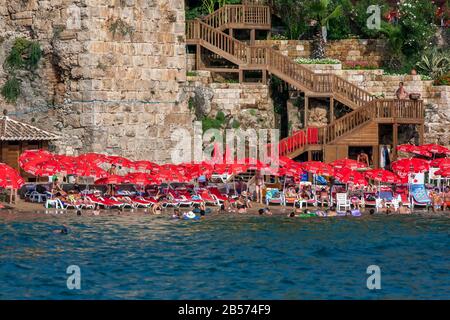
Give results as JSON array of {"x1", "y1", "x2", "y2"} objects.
[{"x1": 0, "y1": 212, "x2": 449, "y2": 299}]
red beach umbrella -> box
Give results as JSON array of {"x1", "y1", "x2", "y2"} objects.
[
  {"x1": 420, "y1": 144, "x2": 450, "y2": 155},
  {"x1": 334, "y1": 168, "x2": 367, "y2": 185},
  {"x1": 72, "y1": 162, "x2": 108, "y2": 178},
  {"x1": 302, "y1": 161, "x2": 333, "y2": 176},
  {"x1": 77, "y1": 153, "x2": 109, "y2": 165},
  {"x1": 396, "y1": 144, "x2": 432, "y2": 157},
  {"x1": 123, "y1": 172, "x2": 155, "y2": 185},
  {"x1": 430, "y1": 158, "x2": 450, "y2": 169},
  {"x1": 106, "y1": 155, "x2": 134, "y2": 168},
  {"x1": 19, "y1": 149, "x2": 53, "y2": 168},
  {"x1": 132, "y1": 160, "x2": 159, "y2": 171},
  {"x1": 0, "y1": 164, "x2": 25, "y2": 189},
  {"x1": 94, "y1": 174, "x2": 125, "y2": 185},
  {"x1": 364, "y1": 169, "x2": 401, "y2": 183},
  {"x1": 330, "y1": 158, "x2": 368, "y2": 170},
  {"x1": 435, "y1": 168, "x2": 450, "y2": 177},
  {"x1": 392, "y1": 158, "x2": 430, "y2": 173},
  {"x1": 22, "y1": 159, "x2": 74, "y2": 176}
]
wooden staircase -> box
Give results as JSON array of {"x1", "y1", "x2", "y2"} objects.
[{"x1": 186, "y1": 3, "x2": 425, "y2": 161}]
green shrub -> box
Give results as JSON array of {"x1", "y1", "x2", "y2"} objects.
[
  {"x1": 1, "y1": 77, "x2": 21, "y2": 103},
  {"x1": 5, "y1": 38, "x2": 42, "y2": 71},
  {"x1": 231, "y1": 119, "x2": 240, "y2": 129},
  {"x1": 202, "y1": 111, "x2": 226, "y2": 131},
  {"x1": 434, "y1": 73, "x2": 450, "y2": 86},
  {"x1": 416, "y1": 50, "x2": 450, "y2": 79}
]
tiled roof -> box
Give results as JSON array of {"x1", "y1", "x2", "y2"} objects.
[{"x1": 0, "y1": 116, "x2": 60, "y2": 141}]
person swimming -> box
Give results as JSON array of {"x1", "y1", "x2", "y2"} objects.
[
  {"x1": 172, "y1": 208, "x2": 182, "y2": 219},
  {"x1": 288, "y1": 212, "x2": 296, "y2": 217},
  {"x1": 53, "y1": 226, "x2": 68, "y2": 234}
]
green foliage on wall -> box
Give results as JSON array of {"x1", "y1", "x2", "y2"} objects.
[
  {"x1": 5, "y1": 38, "x2": 42, "y2": 71},
  {"x1": 1, "y1": 77, "x2": 21, "y2": 103},
  {"x1": 1, "y1": 37, "x2": 42, "y2": 104}
]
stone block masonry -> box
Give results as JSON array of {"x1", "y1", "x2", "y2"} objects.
[
  {"x1": 0, "y1": 0, "x2": 192, "y2": 163},
  {"x1": 185, "y1": 71, "x2": 275, "y2": 131},
  {"x1": 255, "y1": 39, "x2": 386, "y2": 67}
]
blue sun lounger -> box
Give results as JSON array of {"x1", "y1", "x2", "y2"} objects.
[{"x1": 410, "y1": 184, "x2": 431, "y2": 207}]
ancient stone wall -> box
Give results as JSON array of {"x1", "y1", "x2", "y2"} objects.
[
  {"x1": 185, "y1": 71, "x2": 275, "y2": 130},
  {"x1": 255, "y1": 39, "x2": 387, "y2": 67},
  {"x1": 0, "y1": 0, "x2": 190, "y2": 162}
]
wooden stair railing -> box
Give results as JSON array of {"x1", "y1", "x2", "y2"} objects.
[
  {"x1": 187, "y1": 20, "x2": 249, "y2": 64},
  {"x1": 276, "y1": 99, "x2": 424, "y2": 157},
  {"x1": 319, "y1": 99, "x2": 424, "y2": 145},
  {"x1": 201, "y1": 4, "x2": 271, "y2": 30}
]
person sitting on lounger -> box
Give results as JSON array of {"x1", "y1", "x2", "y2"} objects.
[
  {"x1": 51, "y1": 178, "x2": 67, "y2": 197},
  {"x1": 236, "y1": 197, "x2": 247, "y2": 214},
  {"x1": 319, "y1": 187, "x2": 329, "y2": 207}
]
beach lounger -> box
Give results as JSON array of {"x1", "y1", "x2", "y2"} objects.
[
  {"x1": 167, "y1": 191, "x2": 193, "y2": 207},
  {"x1": 198, "y1": 190, "x2": 220, "y2": 206},
  {"x1": 410, "y1": 184, "x2": 431, "y2": 208},
  {"x1": 208, "y1": 187, "x2": 235, "y2": 204},
  {"x1": 86, "y1": 194, "x2": 125, "y2": 209},
  {"x1": 265, "y1": 188, "x2": 284, "y2": 206},
  {"x1": 112, "y1": 196, "x2": 138, "y2": 209},
  {"x1": 29, "y1": 190, "x2": 47, "y2": 203}
]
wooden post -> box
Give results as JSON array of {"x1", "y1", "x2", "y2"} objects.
[
  {"x1": 393, "y1": 123, "x2": 398, "y2": 161},
  {"x1": 330, "y1": 97, "x2": 334, "y2": 123},
  {"x1": 250, "y1": 29, "x2": 256, "y2": 45},
  {"x1": 262, "y1": 69, "x2": 267, "y2": 84},
  {"x1": 239, "y1": 69, "x2": 244, "y2": 83},
  {"x1": 229, "y1": 28, "x2": 233, "y2": 38},
  {"x1": 304, "y1": 96, "x2": 309, "y2": 128},
  {"x1": 372, "y1": 145, "x2": 379, "y2": 168},
  {"x1": 196, "y1": 44, "x2": 202, "y2": 70},
  {"x1": 267, "y1": 30, "x2": 271, "y2": 40}
]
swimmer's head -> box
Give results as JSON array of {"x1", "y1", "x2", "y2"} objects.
[
  {"x1": 289, "y1": 212, "x2": 295, "y2": 217},
  {"x1": 258, "y1": 208, "x2": 264, "y2": 215},
  {"x1": 369, "y1": 209, "x2": 375, "y2": 215}
]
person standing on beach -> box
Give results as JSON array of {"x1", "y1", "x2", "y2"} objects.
[
  {"x1": 107, "y1": 164, "x2": 117, "y2": 196},
  {"x1": 255, "y1": 170, "x2": 264, "y2": 204}
]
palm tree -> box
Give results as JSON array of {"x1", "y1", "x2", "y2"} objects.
[{"x1": 307, "y1": 0, "x2": 343, "y2": 59}]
